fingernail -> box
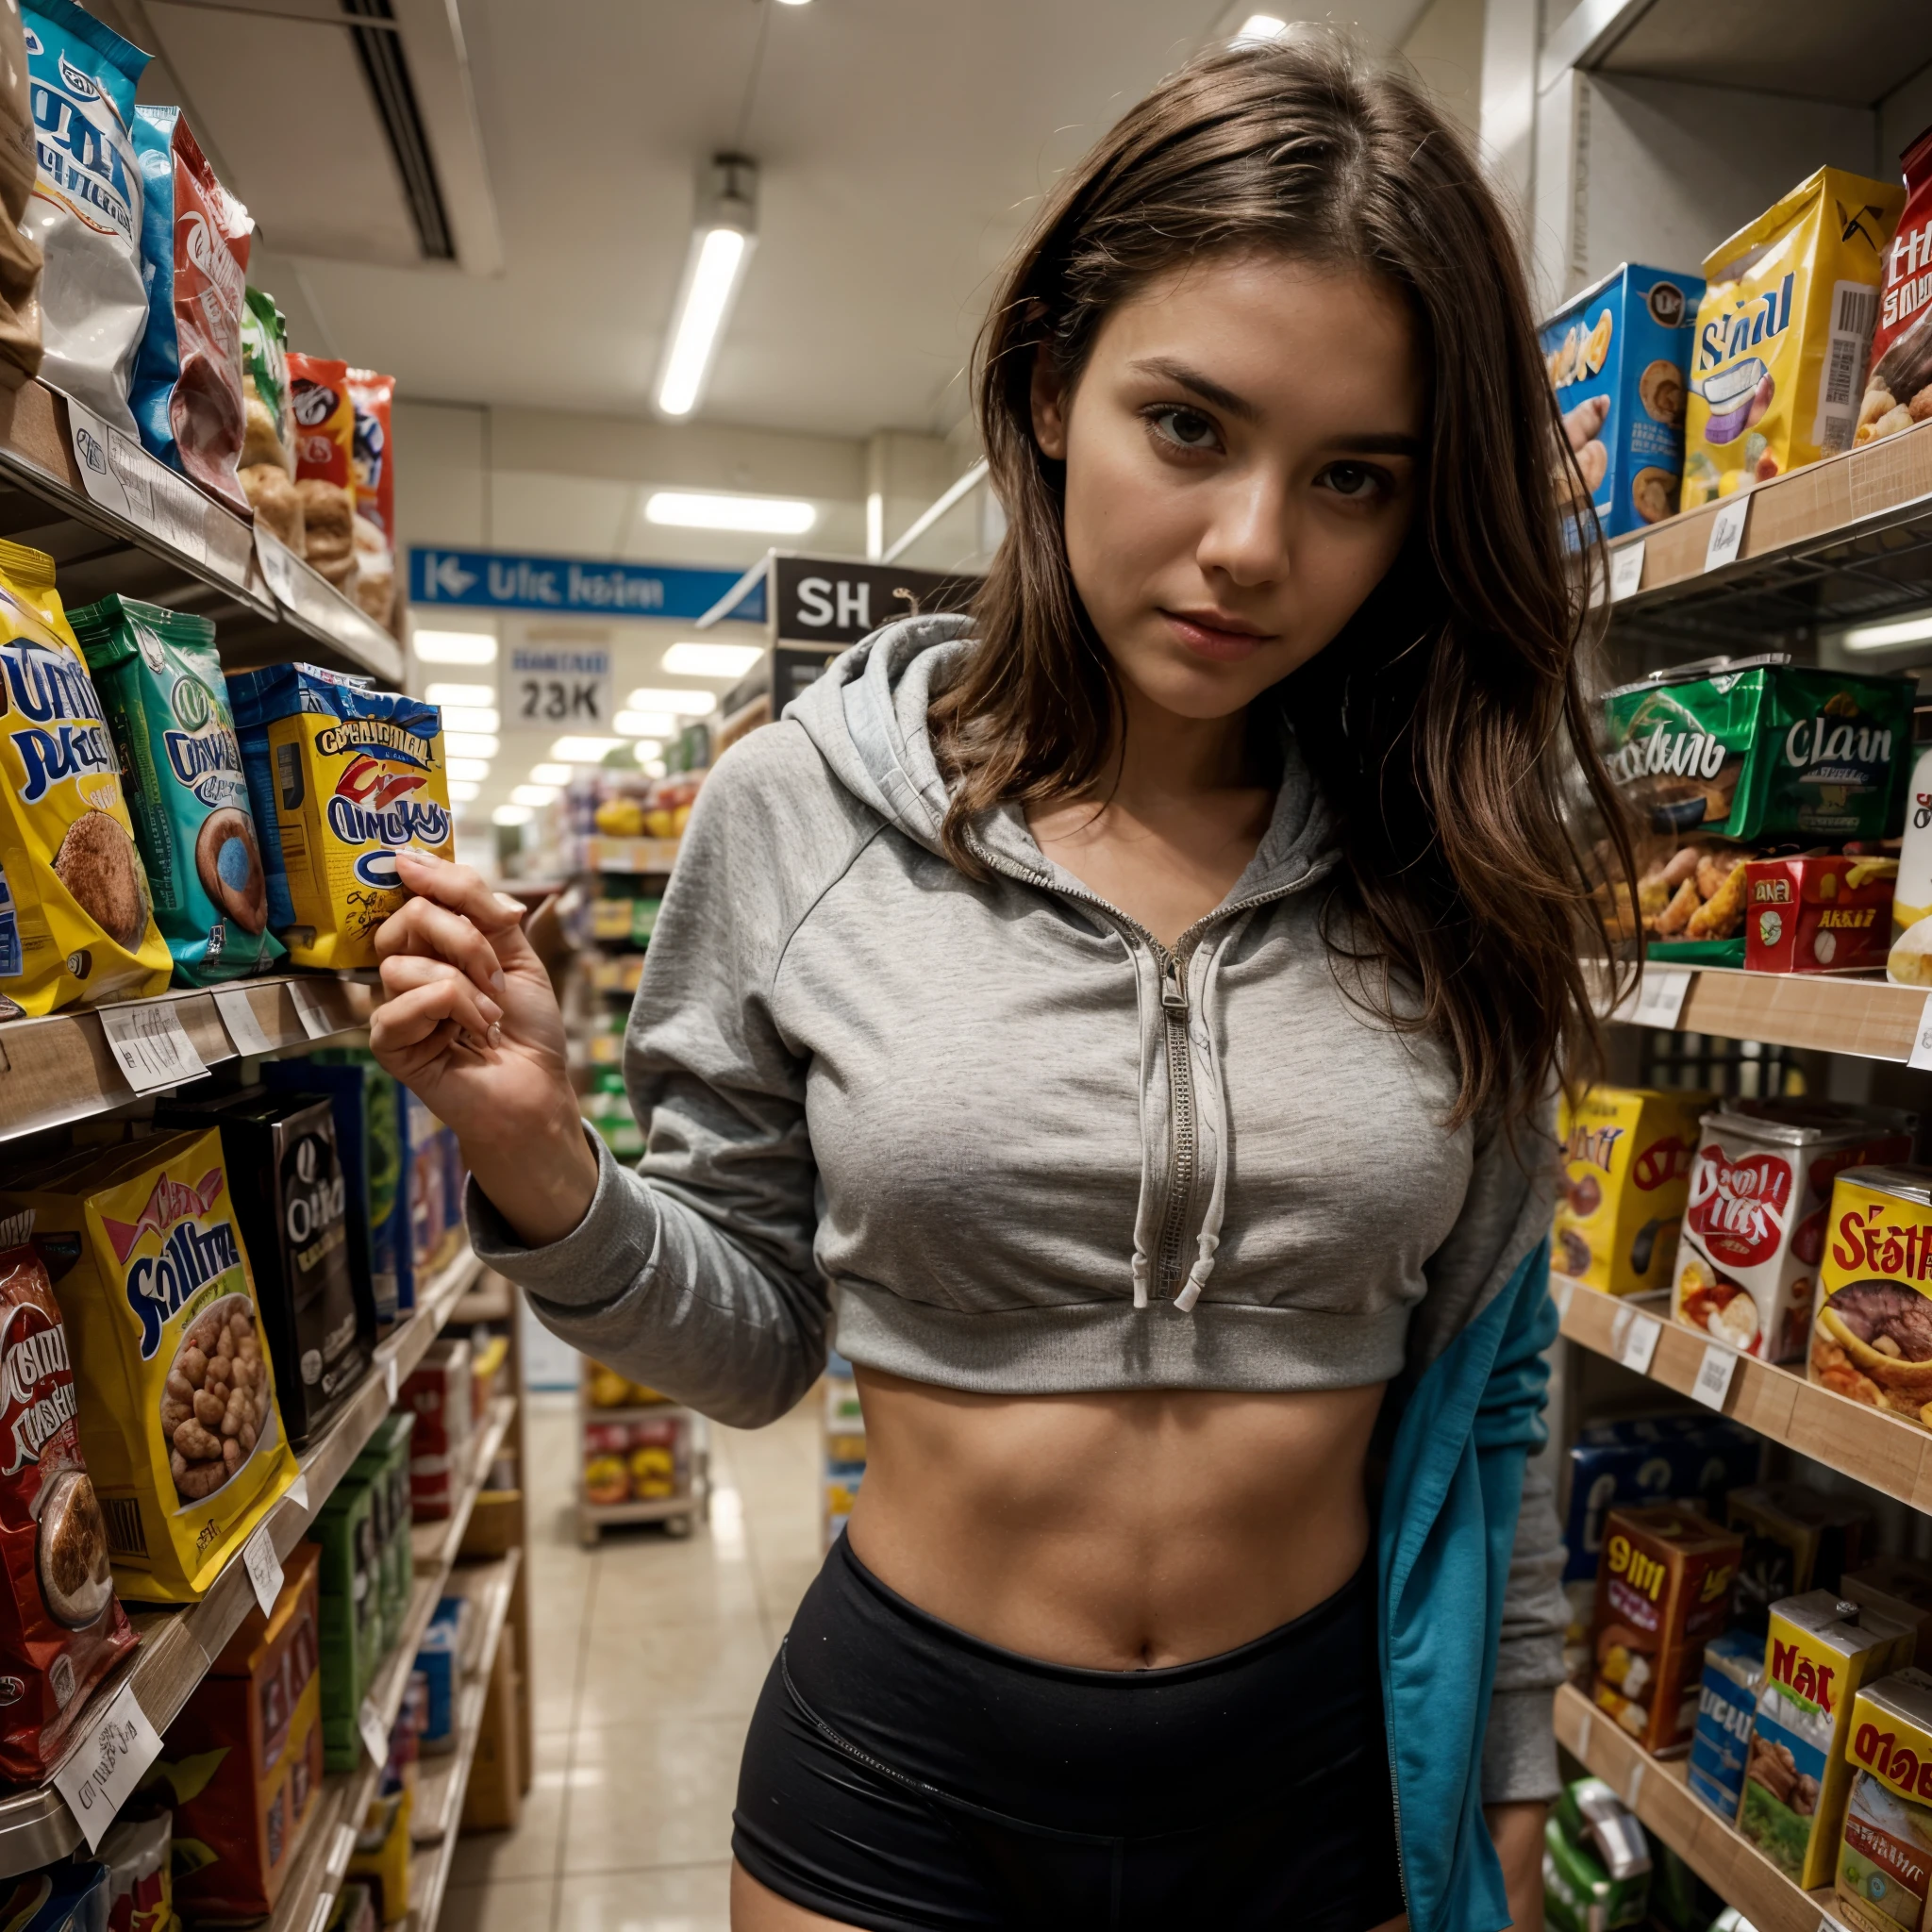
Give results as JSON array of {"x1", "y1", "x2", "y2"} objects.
[
  {"x1": 478, "y1": 995, "x2": 504, "y2": 1025},
  {"x1": 488, "y1": 1022, "x2": 502, "y2": 1047},
  {"x1": 494, "y1": 893, "x2": 525, "y2": 914},
  {"x1": 490, "y1": 969, "x2": 506, "y2": 992}
]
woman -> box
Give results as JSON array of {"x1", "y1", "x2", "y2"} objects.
[{"x1": 372, "y1": 33, "x2": 1630, "y2": 1932}]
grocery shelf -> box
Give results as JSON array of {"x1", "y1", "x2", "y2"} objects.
[
  {"x1": 1601, "y1": 962, "x2": 1930, "y2": 1064},
  {"x1": 1557, "y1": 1278, "x2": 1932, "y2": 1514},
  {"x1": 0, "y1": 1241, "x2": 482, "y2": 1878},
  {"x1": 413, "y1": 1397, "x2": 518, "y2": 1576},
  {"x1": 582, "y1": 837, "x2": 682, "y2": 875},
  {"x1": 1552, "y1": 1682, "x2": 1832, "y2": 1932},
  {"x1": 411, "y1": 1549, "x2": 520, "y2": 1846},
  {"x1": 0, "y1": 973, "x2": 377, "y2": 1143},
  {"x1": 449, "y1": 1276, "x2": 514, "y2": 1326}
]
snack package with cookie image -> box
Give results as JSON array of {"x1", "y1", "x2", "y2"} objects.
[
  {"x1": 1554, "y1": 1084, "x2": 1712, "y2": 1295},
  {"x1": 72, "y1": 593, "x2": 284, "y2": 984},
  {"x1": 0, "y1": 1128, "x2": 297, "y2": 1603},
  {"x1": 0, "y1": 1210, "x2": 138, "y2": 1780},
  {"x1": 1811, "y1": 1164, "x2": 1932, "y2": 1434},
  {"x1": 0, "y1": 541, "x2": 169, "y2": 1019},
  {"x1": 1854, "y1": 124, "x2": 1932, "y2": 451},
  {"x1": 227, "y1": 663, "x2": 453, "y2": 970},
  {"x1": 288, "y1": 354, "x2": 358, "y2": 591}
]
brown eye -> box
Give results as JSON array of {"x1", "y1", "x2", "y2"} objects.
[
  {"x1": 1319, "y1": 461, "x2": 1391, "y2": 501},
  {"x1": 1148, "y1": 408, "x2": 1221, "y2": 452}
]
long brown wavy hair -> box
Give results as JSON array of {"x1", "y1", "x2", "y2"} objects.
[{"x1": 929, "y1": 29, "x2": 1634, "y2": 1131}]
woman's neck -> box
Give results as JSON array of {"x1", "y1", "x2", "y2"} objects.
[{"x1": 1099, "y1": 676, "x2": 1255, "y2": 813}]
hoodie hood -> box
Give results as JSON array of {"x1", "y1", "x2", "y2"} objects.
[{"x1": 785, "y1": 612, "x2": 1341, "y2": 900}]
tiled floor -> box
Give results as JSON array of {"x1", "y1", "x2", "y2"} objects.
[{"x1": 441, "y1": 1388, "x2": 822, "y2": 1932}]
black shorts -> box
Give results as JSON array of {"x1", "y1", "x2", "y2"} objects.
[{"x1": 732, "y1": 1535, "x2": 1407, "y2": 1931}]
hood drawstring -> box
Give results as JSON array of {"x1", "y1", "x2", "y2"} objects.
[
  {"x1": 1172, "y1": 930, "x2": 1238, "y2": 1314},
  {"x1": 1126, "y1": 947, "x2": 1162, "y2": 1309}
]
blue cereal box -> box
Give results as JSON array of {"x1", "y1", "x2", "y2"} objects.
[
  {"x1": 1541, "y1": 263, "x2": 1706, "y2": 539},
  {"x1": 1689, "y1": 1628, "x2": 1762, "y2": 1821}
]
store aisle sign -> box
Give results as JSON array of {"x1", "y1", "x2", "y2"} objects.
[
  {"x1": 408, "y1": 548, "x2": 766, "y2": 622},
  {"x1": 507, "y1": 643, "x2": 612, "y2": 727}
]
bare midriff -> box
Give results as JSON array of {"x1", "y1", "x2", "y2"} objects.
[{"x1": 843, "y1": 1365, "x2": 1388, "y2": 1671}]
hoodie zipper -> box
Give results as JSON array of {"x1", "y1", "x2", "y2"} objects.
[{"x1": 1156, "y1": 949, "x2": 1195, "y2": 1298}]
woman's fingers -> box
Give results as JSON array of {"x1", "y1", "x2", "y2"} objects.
[
  {"x1": 380, "y1": 953, "x2": 505, "y2": 1024},
  {"x1": 395, "y1": 850, "x2": 529, "y2": 939},
  {"x1": 376, "y1": 899, "x2": 507, "y2": 996},
  {"x1": 372, "y1": 974, "x2": 499, "y2": 1054}
]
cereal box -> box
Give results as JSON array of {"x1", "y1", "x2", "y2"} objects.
[
  {"x1": 1840, "y1": 1666, "x2": 1932, "y2": 1932},
  {"x1": 1554, "y1": 1085, "x2": 1710, "y2": 1294},
  {"x1": 0, "y1": 542, "x2": 169, "y2": 1018},
  {"x1": 1541, "y1": 262, "x2": 1704, "y2": 538},
  {"x1": 226, "y1": 664, "x2": 453, "y2": 970},
  {"x1": 1813, "y1": 1165, "x2": 1932, "y2": 1430},
  {"x1": 1843, "y1": 1559, "x2": 1932, "y2": 1665},
  {"x1": 1857, "y1": 125, "x2": 1932, "y2": 447},
  {"x1": 3, "y1": 1129, "x2": 297, "y2": 1602},
  {"x1": 1591, "y1": 1504, "x2": 1741, "y2": 1757},
  {"x1": 1740, "y1": 1591, "x2": 1912, "y2": 1889},
  {"x1": 1690, "y1": 1629, "x2": 1762, "y2": 1822},
  {"x1": 1683, "y1": 166, "x2": 1904, "y2": 508},
  {"x1": 1674, "y1": 1104, "x2": 1914, "y2": 1362},
  {"x1": 1729, "y1": 1482, "x2": 1874, "y2": 1636},
  {"x1": 1745, "y1": 854, "x2": 1898, "y2": 974}
]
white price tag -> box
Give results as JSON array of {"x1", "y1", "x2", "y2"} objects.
[
  {"x1": 1574, "y1": 1709, "x2": 1591, "y2": 1764},
  {"x1": 52, "y1": 1681, "x2": 162, "y2": 1850},
  {"x1": 1692, "y1": 1340, "x2": 1739, "y2": 1411},
  {"x1": 256, "y1": 523, "x2": 305, "y2": 608},
  {"x1": 211, "y1": 987, "x2": 274, "y2": 1058},
  {"x1": 358, "y1": 1696, "x2": 389, "y2": 1767},
  {"x1": 1632, "y1": 968, "x2": 1692, "y2": 1031},
  {"x1": 1909, "y1": 993, "x2": 1932, "y2": 1072},
  {"x1": 1609, "y1": 541, "x2": 1646, "y2": 602},
  {"x1": 288, "y1": 1472, "x2": 310, "y2": 1514},
  {"x1": 1624, "y1": 1758, "x2": 1645, "y2": 1810},
  {"x1": 288, "y1": 978, "x2": 337, "y2": 1041},
  {"x1": 242, "y1": 1524, "x2": 283, "y2": 1618},
  {"x1": 1704, "y1": 494, "x2": 1751, "y2": 573},
  {"x1": 307, "y1": 1895, "x2": 333, "y2": 1932},
  {"x1": 1553, "y1": 1276, "x2": 1575, "y2": 1322},
  {"x1": 328, "y1": 1821, "x2": 358, "y2": 1876},
  {"x1": 98, "y1": 1002, "x2": 208, "y2": 1094},
  {"x1": 1616, "y1": 1310, "x2": 1660, "y2": 1376},
  {"x1": 383, "y1": 1356, "x2": 399, "y2": 1405}
]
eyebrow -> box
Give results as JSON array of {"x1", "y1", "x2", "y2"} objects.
[{"x1": 1129, "y1": 356, "x2": 1424, "y2": 458}]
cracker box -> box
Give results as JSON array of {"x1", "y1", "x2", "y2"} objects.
[
  {"x1": 1541, "y1": 262, "x2": 1704, "y2": 538},
  {"x1": 1729, "y1": 1483, "x2": 1874, "y2": 1636},
  {"x1": 1740, "y1": 1591, "x2": 1913, "y2": 1888},
  {"x1": 1554, "y1": 1085, "x2": 1711, "y2": 1294},
  {"x1": 1675, "y1": 1104, "x2": 1915, "y2": 1362},
  {"x1": 1840, "y1": 1665, "x2": 1932, "y2": 1932},
  {"x1": 225, "y1": 664, "x2": 453, "y2": 970},
  {"x1": 1690, "y1": 1628, "x2": 1763, "y2": 1822},
  {"x1": 2, "y1": 1129, "x2": 297, "y2": 1601},
  {"x1": 1591, "y1": 1505, "x2": 1742, "y2": 1757},
  {"x1": 1746, "y1": 854, "x2": 1899, "y2": 974},
  {"x1": 1843, "y1": 1558, "x2": 1932, "y2": 1665},
  {"x1": 1683, "y1": 166, "x2": 1905, "y2": 507},
  {"x1": 402, "y1": 1339, "x2": 471, "y2": 1522},
  {"x1": 1812, "y1": 1165, "x2": 1932, "y2": 1429},
  {"x1": 310, "y1": 1471, "x2": 378, "y2": 1773}
]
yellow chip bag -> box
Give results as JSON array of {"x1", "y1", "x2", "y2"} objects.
[
  {"x1": 7, "y1": 1127, "x2": 297, "y2": 1602},
  {"x1": 1683, "y1": 166, "x2": 1905, "y2": 508},
  {"x1": 0, "y1": 540, "x2": 170, "y2": 1018}
]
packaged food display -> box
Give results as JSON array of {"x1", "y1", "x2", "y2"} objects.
[
  {"x1": 348, "y1": 1782, "x2": 410, "y2": 1924},
  {"x1": 1542, "y1": 1777, "x2": 1652, "y2": 1932},
  {"x1": 311, "y1": 1471, "x2": 378, "y2": 1773},
  {"x1": 227, "y1": 662, "x2": 453, "y2": 969},
  {"x1": 1674, "y1": 1103, "x2": 1913, "y2": 1361},
  {"x1": 127, "y1": 106, "x2": 252, "y2": 518},
  {"x1": 405, "y1": 1089, "x2": 457, "y2": 1278},
  {"x1": 0, "y1": 1864, "x2": 109, "y2": 1929},
  {"x1": 1729, "y1": 1484, "x2": 1874, "y2": 1635},
  {"x1": 402, "y1": 1340, "x2": 471, "y2": 1521},
  {"x1": 73, "y1": 593, "x2": 283, "y2": 983},
  {"x1": 0, "y1": 3, "x2": 42, "y2": 398},
  {"x1": 1842, "y1": 1557, "x2": 1932, "y2": 1661},
  {"x1": 1689, "y1": 1628, "x2": 1763, "y2": 1821},
  {"x1": 1552, "y1": 1084, "x2": 1709, "y2": 1293},
  {"x1": 331, "y1": 1882, "x2": 377, "y2": 1932},
  {"x1": 415, "y1": 1595, "x2": 468, "y2": 1751},
  {"x1": 288, "y1": 354, "x2": 358, "y2": 591},
  {"x1": 1541, "y1": 262, "x2": 1703, "y2": 537},
  {"x1": 346, "y1": 369, "x2": 395, "y2": 626},
  {"x1": 97, "y1": 1810, "x2": 171, "y2": 1932},
  {"x1": 583, "y1": 1415, "x2": 685, "y2": 1507},
  {"x1": 350, "y1": 1410, "x2": 411, "y2": 1648},
  {"x1": 1740, "y1": 1591, "x2": 1912, "y2": 1887},
  {"x1": 1813, "y1": 1164, "x2": 1932, "y2": 1427},
  {"x1": 0, "y1": 1213, "x2": 137, "y2": 1778},
  {"x1": 1745, "y1": 853, "x2": 1898, "y2": 974},
  {"x1": 0, "y1": 1127, "x2": 296, "y2": 1601},
  {"x1": 1840, "y1": 1665, "x2": 1932, "y2": 1932},
  {"x1": 1683, "y1": 166, "x2": 1905, "y2": 505},
  {"x1": 150, "y1": 1541, "x2": 323, "y2": 1921},
  {"x1": 1892, "y1": 736, "x2": 1932, "y2": 984},
  {"x1": 21, "y1": 0, "x2": 149, "y2": 435},
  {"x1": 241, "y1": 287, "x2": 293, "y2": 475},
  {"x1": 1857, "y1": 125, "x2": 1932, "y2": 447},
  {"x1": 1590, "y1": 1504, "x2": 1741, "y2": 1756}
]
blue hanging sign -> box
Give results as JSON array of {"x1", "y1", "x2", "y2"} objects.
[{"x1": 408, "y1": 547, "x2": 767, "y2": 623}]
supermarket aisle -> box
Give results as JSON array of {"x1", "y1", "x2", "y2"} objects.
[{"x1": 441, "y1": 1388, "x2": 823, "y2": 1932}]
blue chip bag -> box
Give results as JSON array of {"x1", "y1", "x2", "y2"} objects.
[{"x1": 71, "y1": 593, "x2": 283, "y2": 983}]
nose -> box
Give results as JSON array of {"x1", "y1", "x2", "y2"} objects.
[{"x1": 1194, "y1": 470, "x2": 1289, "y2": 590}]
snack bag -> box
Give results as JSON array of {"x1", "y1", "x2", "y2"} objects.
[
  {"x1": 98, "y1": 1811, "x2": 172, "y2": 1932},
  {"x1": 1891, "y1": 734, "x2": 1932, "y2": 984},
  {"x1": 20, "y1": 0, "x2": 149, "y2": 435},
  {"x1": 1683, "y1": 166, "x2": 1904, "y2": 507},
  {"x1": 1, "y1": 1128, "x2": 297, "y2": 1602},
  {"x1": 0, "y1": 1211, "x2": 138, "y2": 1779},
  {"x1": 0, "y1": 2, "x2": 42, "y2": 396},
  {"x1": 1745, "y1": 853, "x2": 1897, "y2": 974},
  {"x1": 1553, "y1": 1084, "x2": 1709, "y2": 1294},
  {"x1": 1840, "y1": 1666, "x2": 1932, "y2": 1932},
  {"x1": 1813, "y1": 1164, "x2": 1932, "y2": 1428},
  {"x1": 241, "y1": 288, "x2": 291, "y2": 474},
  {"x1": 71, "y1": 593, "x2": 283, "y2": 983},
  {"x1": 346, "y1": 369, "x2": 395, "y2": 625},
  {"x1": 0, "y1": 542, "x2": 169, "y2": 1018},
  {"x1": 288, "y1": 354, "x2": 357, "y2": 591},
  {"x1": 1857, "y1": 125, "x2": 1932, "y2": 446},
  {"x1": 226, "y1": 662, "x2": 453, "y2": 969}
]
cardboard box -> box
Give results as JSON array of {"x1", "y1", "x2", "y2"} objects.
[
  {"x1": 1554, "y1": 1086, "x2": 1712, "y2": 1295},
  {"x1": 1840, "y1": 1665, "x2": 1932, "y2": 1932},
  {"x1": 1689, "y1": 1627, "x2": 1763, "y2": 1822},
  {"x1": 1745, "y1": 855, "x2": 1898, "y2": 974},
  {"x1": 402, "y1": 1339, "x2": 471, "y2": 1523},
  {"x1": 459, "y1": 1638, "x2": 522, "y2": 1835}
]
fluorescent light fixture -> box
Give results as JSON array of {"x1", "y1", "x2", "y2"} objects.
[
  {"x1": 491, "y1": 805, "x2": 534, "y2": 827},
  {"x1": 412, "y1": 629, "x2": 497, "y2": 665},
  {"x1": 629, "y1": 740, "x2": 664, "y2": 761},
  {"x1": 441, "y1": 706, "x2": 501, "y2": 734},
  {"x1": 446, "y1": 732, "x2": 500, "y2": 758},
  {"x1": 644, "y1": 491, "x2": 816, "y2": 535},
  {"x1": 627, "y1": 687, "x2": 717, "y2": 716},
  {"x1": 551, "y1": 735, "x2": 625, "y2": 763},
  {"x1": 616, "y1": 710, "x2": 679, "y2": 740},
  {"x1": 662, "y1": 641, "x2": 761, "y2": 678},
  {"x1": 529, "y1": 763, "x2": 574, "y2": 786},
  {"x1": 447, "y1": 780, "x2": 480, "y2": 803},
  {"x1": 774, "y1": 0, "x2": 810, "y2": 7},
  {"x1": 425, "y1": 683, "x2": 495, "y2": 708},
  {"x1": 1231, "y1": 13, "x2": 1288, "y2": 43},
  {"x1": 657, "y1": 157, "x2": 758, "y2": 419},
  {"x1": 448, "y1": 758, "x2": 491, "y2": 782},
  {"x1": 1842, "y1": 613, "x2": 1932, "y2": 652},
  {"x1": 511, "y1": 784, "x2": 558, "y2": 807}
]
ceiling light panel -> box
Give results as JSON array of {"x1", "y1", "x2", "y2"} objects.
[
  {"x1": 1232, "y1": 14, "x2": 1288, "y2": 44},
  {"x1": 511, "y1": 785, "x2": 558, "y2": 807},
  {"x1": 662, "y1": 641, "x2": 761, "y2": 678},
  {"x1": 616, "y1": 710, "x2": 678, "y2": 739},
  {"x1": 425, "y1": 683, "x2": 496, "y2": 708},
  {"x1": 448, "y1": 758, "x2": 491, "y2": 782},
  {"x1": 657, "y1": 156, "x2": 758, "y2": 420},
  {"x1": 627, "y1": 688, "x2": 718, "y2": 716},
  {"x1": 446, "y1": 733, "x2": 500, "y2": 758},
  {"x1": 529, "y1": 763, "x2": 574, "y2": 786},
  {"x1": 1842, "y1": 613, "x2": 1932, "y2": 652},
  {"x1": 551, "y1": 736, "x2": 625, "y2": 763},
  {"x1": 491, "y1": 805, "x2": 534, "y2": 826},
  {"x1": 412, "y1": 629, "x2": 497, "y2": 664},
  {"x1": 645, "y1": 491, "x2": 816, "y2": 534},
  {"x1": 441, "y1": 707, "x2": 501, "y2": 734}
]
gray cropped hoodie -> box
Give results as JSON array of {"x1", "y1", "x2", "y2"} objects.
[{"x1": 471, "y1": 615, "x2": 1569, "y2": 1805}]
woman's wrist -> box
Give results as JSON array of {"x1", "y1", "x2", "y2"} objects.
[{"x1": 464, "y1": 1102, "x2": 602, "y2": 1250}]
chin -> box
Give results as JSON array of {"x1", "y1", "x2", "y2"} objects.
[{"x1": 1121, "y1": 643, "x2": 1285, "y2": 721}]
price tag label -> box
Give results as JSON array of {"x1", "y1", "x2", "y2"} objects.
[
  {"x1": 307, "y1": 1895, "x2": 334, "y2": 1932},
  {"x1": 99, "y1": 1002, "x2": 208, "y2": 1094},
  {"x1": 1632, "y1": 968, "x2": 1692, "y2": 1031},
  {"x1": 1609, "y1": 541, "x2": 1646, "y2": 602},
  {"x1": 211, "y1": 987, "x2": 274, "y2": 1058},
  {"x1": 1908, "y1": 993, "x2": 1932, "y2": 1071},
  {"x1": 52, "y1": 1681, "x2": 162, "y2": 1849},
  {"x1": 256, "y1": 523, "x2": 305, "y2": 608},
  {"x1": 288, "y1": 978, "x2": 338, "y2": 1041},
  {"x1": 1624, "y1": 1758, "x2": 1645, "y2": 1810},
  {"x1": 1692, "y1": 1340, "x2": 1739, "y2": 1411},
  {"x1": 358, "y1": 1696, "x2": 389, "y2": 1767},
  {"x1": 383, "y1": 1356, "x2": 399, "y2": 1406},
  {"x1": 328, "y1": 1822, "x2": 358, "y2": 1876},
  {"x1": 1553, "y1": 1276, "x2": 1575, "y2": 1322},
  {"x1": 1704, "y1": 494, "x2": 1751, "y2": 573},
  {"x1": 288, "y1": 1472, "x2": 310, "y2": 1514},
  {"x1": 1615, "y1": 1310, "x2": 1660, "y2": 1376},
  {"x1": 242, "y1": 1524, "x2": 283, "y2": 1617}
]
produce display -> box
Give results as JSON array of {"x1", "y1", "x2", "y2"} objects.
[{"x1": 1552, "y1": 1084, "x2": 1709, "y2": 1293}]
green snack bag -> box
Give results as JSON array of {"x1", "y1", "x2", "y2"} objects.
[
  {"x1": 242, "y1": 286, "x2": 293, "y2": 474},
  {"x1": 1605, "y1": 654, "x2": 1912, "y2": 843},
  {"x1": 1542, "y1": 1815, "x2": 1650, "y2": 1932},
  {"x1": 72, "y1": 594, "x2": 284, "y2": 984}
]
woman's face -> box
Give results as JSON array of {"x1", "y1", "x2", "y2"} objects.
[{"x1": 1032, "y1": 253, "x2": 1426, "y2": 724}]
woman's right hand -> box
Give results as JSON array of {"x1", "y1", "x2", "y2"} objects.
[{"x1": 369, "y1": 848, "x2": 600, "y2": 1248}]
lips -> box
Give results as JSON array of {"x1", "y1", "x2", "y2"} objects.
[{"x1": 1162, "y1": 609, "x2": 1274, "y2": 664}]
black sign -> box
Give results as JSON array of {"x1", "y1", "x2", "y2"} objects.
[{"x1": 772, "y1": 555, "x2": 979, "y2": 646}]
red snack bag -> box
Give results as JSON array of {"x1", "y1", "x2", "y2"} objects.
[
  {"x1": 287, "y1": 355, "x2": 357, "y2": 589},
  {"x1": 345, "y1": 370, "x2": 395, "y2": 625},
  {"x1": 0, "y1": 1211, "x2": 138, "y2": 1778},
  {"x1": 1859, "y1": 125, "x2": 1932, "y2": 441},
  {"x1": 1743, "y1": 854, "x2": 1897, "y2": 974}
]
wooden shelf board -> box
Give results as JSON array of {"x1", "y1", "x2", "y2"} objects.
[
  {"x1": 1604, "y1": 962, "x2": 1932, "y2": 1064},
  {"x1": 411, "y1": 1549, "x2": 519, "y2": 1847},
  {"x1": 412, "y1": 1398, "x2": 517, "y2": 1575}
]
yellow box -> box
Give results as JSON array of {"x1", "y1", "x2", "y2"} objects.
[
  {"x1": 1840, "y1": 1667, "x2": 1932, "y2": 1932},
  {"x1": 1811, "y1": 1165, "x2": 1932, "y2": 1430},
  {"x1": 1553, "y1": 1085, "x2": 1713, "y2": 1295}
]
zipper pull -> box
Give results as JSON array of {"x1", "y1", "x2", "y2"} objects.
[{"x1": 1161, "y1": 959, "x2": 1188, "y2": 1017}]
